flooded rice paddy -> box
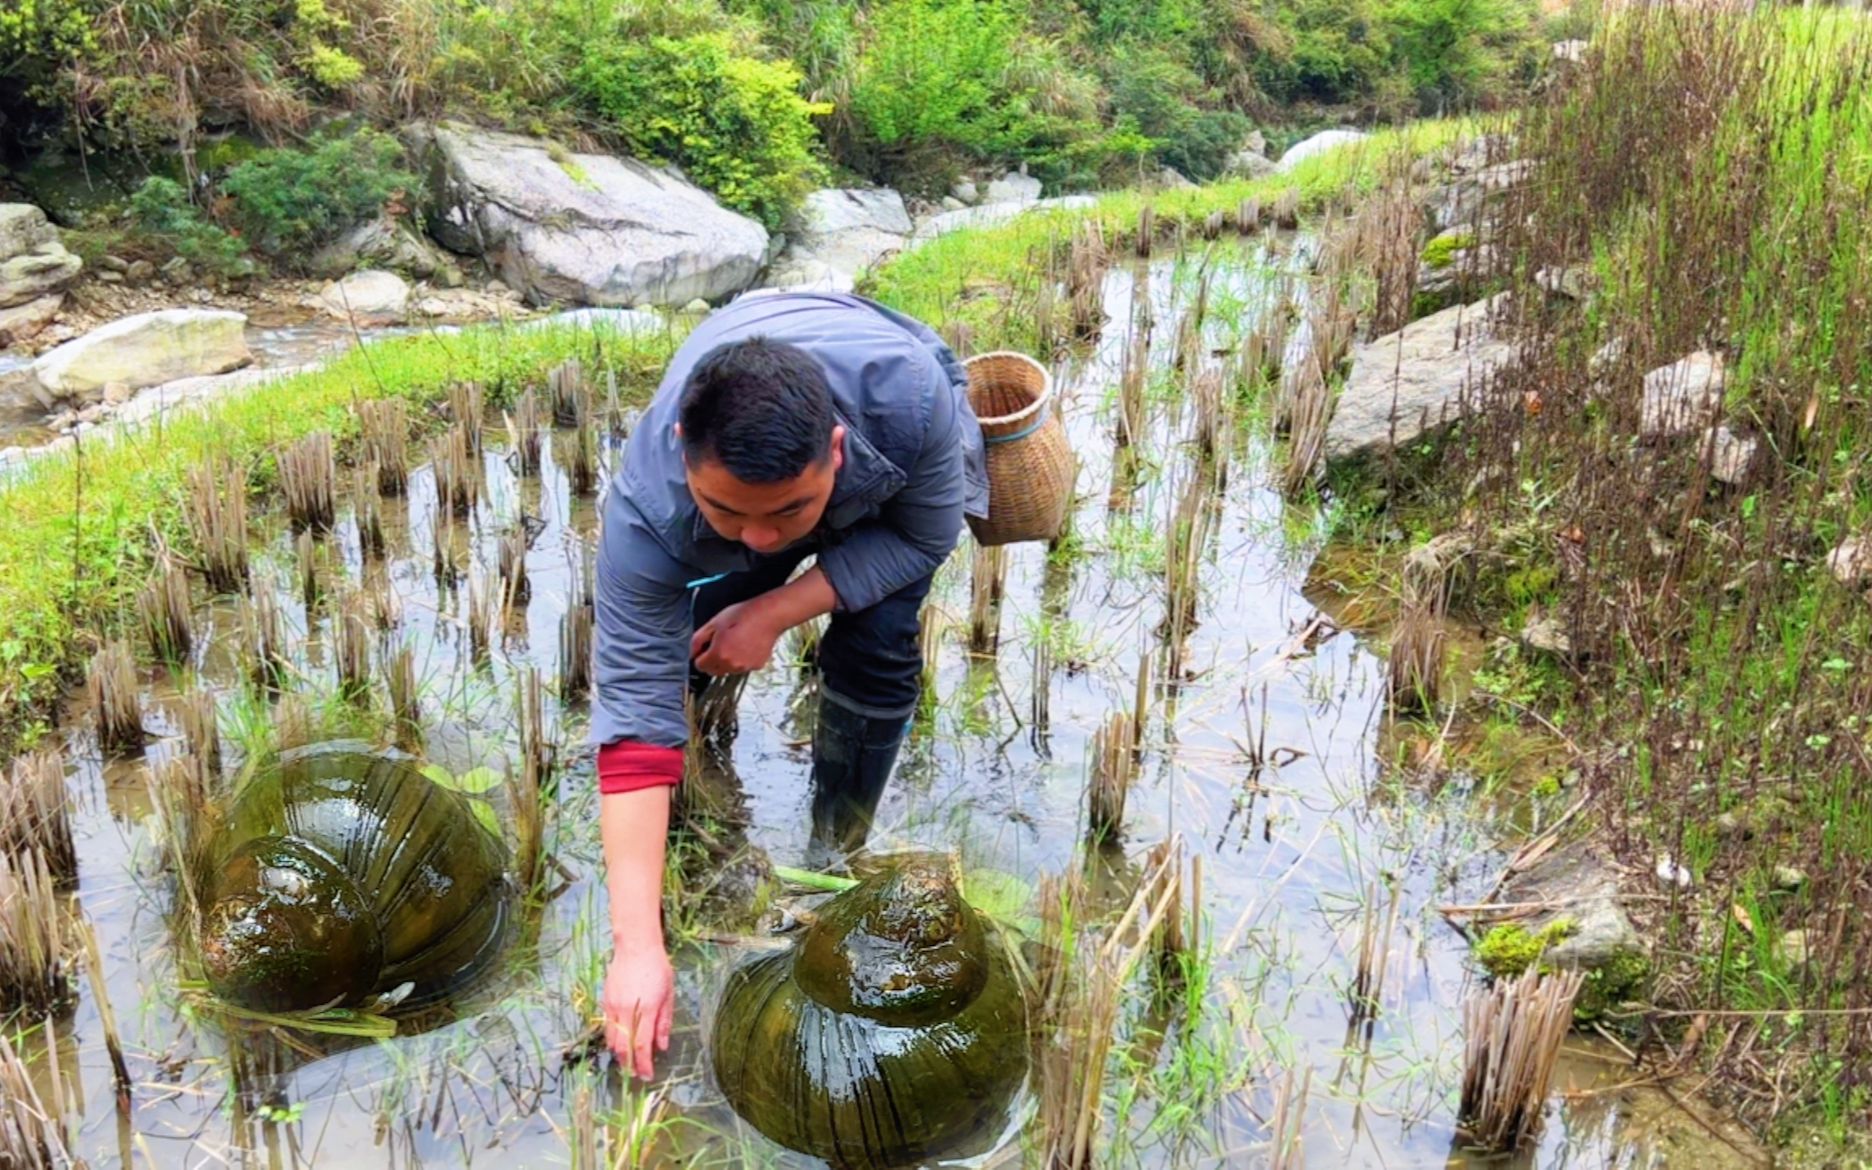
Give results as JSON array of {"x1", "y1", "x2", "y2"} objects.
[{"x1": 12, "y1": 242, "x2": 1762, "y2": 1168}]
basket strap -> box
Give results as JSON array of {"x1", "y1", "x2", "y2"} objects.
[{"x1": 983, "y1": 415, "x2": 1049, "y2": 446}]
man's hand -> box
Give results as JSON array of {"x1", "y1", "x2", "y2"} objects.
[
  {"x1": 691, "y1": 598, "x2": 783, "y2": 675},
  {"x1": 603, "y1": 941, "x2": 674, "y2": 1080}
]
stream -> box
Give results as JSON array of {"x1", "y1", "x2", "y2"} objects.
[{"x1": 11, "y1": 241, "x2": 1764, "y2": 1168}]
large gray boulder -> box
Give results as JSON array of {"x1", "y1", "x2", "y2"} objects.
[
  {"x1": 1276, "y1": 129, "x2": 1367, "y2": 173},
  {"x1": 1497, "y1": 840, "x2": 1646, "y2": 1015},
  {"x1": 1325, "y1": 294, "x2": 1519, "y2": 462},
  {"x1": 316, "y1": 269, "x2": 411, "y2": 326},
  {"x1": 311, "y1": 214, "x2": 463, "y2": 285},
  {"x1": 1428, "y1": 159, "x2": 1535, "y2": 231},
  {"x1": 1, "y1": 204, "x2": 82, "y2": 309},
  {"x1": 770, "y1": 188, "x2": 912, "y2": 288},
  {"x1": 982, "y1": 172, "x2": 1043, "y2": 205},
  {"x1": 0, "y1": 294, "x2": 63, "y2": 347},
  {"x1": 1639, "y1": 350, "x2": 1726, "y2": 436},
  {"x1": 32, "y1": 309, "x2": 251, "y2": 405},
  {"x1": 1224, "y1": 149, "x2": 1278, "y2": 180},
  {"x1": 409, "y1": 122, "x2": 768, "y2": 308}
]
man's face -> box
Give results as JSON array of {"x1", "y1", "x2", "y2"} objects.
[{"x1": 682, "y1": 425, "x2": 845, "y2": 555}]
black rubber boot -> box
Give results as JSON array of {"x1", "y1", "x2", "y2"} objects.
[{"x1": 809, "y1": 686, "x2": 910, "y2": 858}]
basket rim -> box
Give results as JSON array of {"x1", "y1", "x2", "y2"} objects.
[{"x1": 965, "y1": 351, "x2": 1054, "y2": 428}]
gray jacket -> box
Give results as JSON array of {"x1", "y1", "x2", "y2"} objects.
[{"x1": 592, "y1": 292, "x2": 988, "y2": 750}]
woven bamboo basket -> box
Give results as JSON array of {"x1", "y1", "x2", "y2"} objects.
[{"x1": 965, "y1": 352, "x2": 1074, "y2": 546}]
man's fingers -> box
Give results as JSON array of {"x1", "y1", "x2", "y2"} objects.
[
  {"x1": 632, "y1": 1004, "x2": 657, "y2": 1080},
  {"x1": 690, "y1": 621, "x2": 716, "y2": 658},
  {"x1": 656, "y1": 987, "x2": 673, "y2": 1052}
]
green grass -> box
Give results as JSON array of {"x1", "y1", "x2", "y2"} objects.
[{"x1": 0, "y1": 320, "x2": 680, "y2": 754}]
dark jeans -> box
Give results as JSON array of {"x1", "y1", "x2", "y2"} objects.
[{"x1": 689, "y1": 546, "x2": 933, "y2": 719}]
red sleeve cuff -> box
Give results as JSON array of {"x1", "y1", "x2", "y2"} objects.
[{"x1": 598, "y1": 740, "x2": 685, "y2": 794}]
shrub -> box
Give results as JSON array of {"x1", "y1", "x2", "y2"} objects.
[
  {"x1": 1103, "y1": 46, "x2": 1251, "y2": 181},
  {"x1": 1383, "y1": 0, "x2": 1539, "y2": 110},
  {"x1": 127, "y1": 177, "x2": 255, "y2": 277},
  {"x1": 218, "y1": 128, "x2": 415, "y2": 261},
  {"x1": 1258, "y1": 0, "x2": 1397, "y2": 107},
  {"x1": 0, "y1": 0, "x2": 96, "y2": 116},
  {"x1": 571, "y1": 33, "x2": 828, "y2": 230}
]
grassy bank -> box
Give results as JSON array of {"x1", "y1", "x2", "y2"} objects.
[
  {"x1": 1317, "y1": 7, "x2": 1872, "y2": 1143},
  {"x1": 0, "y1": 320, "x2": 681, "y2": 754},
  {"x1": 868, "y1": 117, "x2": 1466, "y2": 353}
]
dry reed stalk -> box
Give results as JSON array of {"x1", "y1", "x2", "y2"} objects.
[
  {"x1": 1353, "y1": 172, "x2": 1423, "y2": 337},
  {"x1": 1349, "y1": 879, "x2": 1403, "y2": 1027},
  {"x1": 296, "y1": 529, "x2": 322, "y2": 612},
  {"x1": 1458, "y1": 967, "x2": 1585, "y2": 1152},
  {"x1": 508, "y1": 388, "x2": 543, "y2": 477},
  {"x1": 1034, "y1": 851, "x2": 1180, "y2": 1170},
  {"x1": 1191, "y1": 367, "x2": 1226, "y2": 466},
  {"x1": 432, "y1": 513, "x2": 462, "y2": 590},
  {"x1": 74, "y1": 916, "x2": 131, "y2": 1103},
  {"x1": 918, "y1": 605, "x2": 953, "y2": 700},
  {"x1": 1278, "y1": 288, "x2": 1352, "y2": 499},
  {"x1": 1388, "y1": 536, "x2": 1460, "y2": 715},
  {"x1": 1172, "y1": 307, "x2": 1203, "y2": 375},
  {"x1": 1132, "y1": 648, "x2": 1153, "y2": 752},
  {"x1": 275, "y1": 696, "x2": 312, "y2": 755},
  {"x1": 1087, "y1": 711, "x2": 1137, "y2": 844},
  {"x1": 1, "y1": 753, "x2": 74, "y2": 885},
  {"x1": 353, "y1": 459, "x2": 385, "y2": 562},
  {"x1": 149, "y1": 751, "x2": 212, "y2": 921},
  {"x1": 694, "y1": 672, "x2": 750, "y2": 747},
  {"x1": 0, "y1": 850, "x2": 70, "y2": 1015},
  {"x1": 0, "y1": 1026, "x2": 67, "y2": 1169},
  {"x1": 448, "y1": 381, "x2": 486, "y2": 458},
  {"x1": 1202, "y1": 208, "x2": 1225, "y2": 240},
  {"x1": 1065, "y1": 220, "x2": 1108, "y2": 340},
  {"x1": 277, "y1": 431, "x2": 337, "y2": 534},
  {"x1": 430, "y1": 425, "x2": 478, "y2": 520},
  {"x1": 335, "y1": 588, "x2": 372, "y2": 704},
  {"x1": 174, "y1": 686, "x2": 222, "y2": 784},
  {"x1": 559, "y1": 546, "x2": 595, "y2": 701},
  {"x1": 185, "y1": 454, "x2": 249, "y2": 593},
  {"x1": 1031, "y1": 624, "x2": 1052, "y2": 738},
  {"x1": 499, "y1": 524, "x2": 531, "y2": 609},
  {"x1": 1117, "y1": 333, "x2": 1148, "y2": 450},
  {"x1": 467, "y1": 570, "x2": 495, "y2": 666},
  {"x1": 1162, "y1": 468, "x2": 1213, "y2": 643},
  {"x1": 1136, "y1": 203, "x2": 1155, "y2": 257},
  {"x1": 385, "y1": 645, "x2": 421, "y2": 751},
  {"x1": 86, "y1": 640, "x2": 143, "y2": 753},
  {"x1": 567, "y1": 421, "x2": 599, "y2": 498},
  {"x1": 548, "y1": 359, "x2": 587, "y2": 428},
  {"x1": 1266, "y1": 1065, "x2": 1313, "y2": 1170},
  {"x1": 967, "y1": 544, "x2": 1007, "y2": 655},
  {"x1": 138, "y1": 550, "x2": 194, "y2": 663},
  {"x1": 518, "y1": 667, "x2": 555, "y2": 805},
  {"x1": 1143, "y1": 838, "x2": 1196, "y2": 992},
  {"x1": 358, "y1": 398, "x2": 408, "y2": 496},
  {"x1": 1237, "y1": 197, "x2": 1262, "y2": 234},
  {"x1": 1272, "y1": 187, "x2": 1301, "y2": 230},
  {"x1": 238, "y1": 589, "x2": 287, "y2": 690}
]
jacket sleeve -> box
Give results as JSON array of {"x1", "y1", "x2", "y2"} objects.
[
  {"x1": 817, "y1": 355, "x2": 968, "y2": 612},
  {"x1": 591, "y1": 484, "x2": 694, "y2": 750}
]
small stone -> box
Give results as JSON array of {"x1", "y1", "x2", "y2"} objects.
[
  {"x1": 485, "y1": 279, "x2": 509, "y2": 295},
  {"x1": 950, "y1": 178, "x2": 979, "y2": 205},
  {"x1": 1654, "y1": 855, "x2": 1694, "y2": 890},
  {"x1": 76, "y1": 403, "x2": 108, "y2": 424},
  {"x1": 160, "y1": 256, "x2": 191, "y2": 281},
  {"x1": 1553, "y1": 39, "x2": 1588, "y2": 63},
  {"x1": 102, "y1": 381, "x2": 134, "y2": 405},
  {"x1": 125, "y1": 259, "x2": 156, "y2": 283},
  {"x1": 1519, "y1": 615, "x2": 1573, "y2": 657},
  {"x1": 1705, "y1": 425, "x2": 1758, "y2": 487},
  {"x1": 1715, "y1": 811, "x2": 1747, "y2": 839},
  {"x1": 681, "y1": 298, "x2": 710, "y2": 314},
  {"x1": 95, "y1": 254, "x2": 130, "y2": 274},
  {"x1": 1534, "y1": 265, "x2": 1595, "y2": 301},
  {"x1": 1640, "y1": 351, "x2": 1726, "y2": 437},
  {"x1": 1827, "y1": 538, "x2": 1870, "y2": 587},
  {"x1": 1772, "y1": 865, "x2": 1807, "y2": 893},
  {"x1": 941, "y1": 196, "x2": 965, "y2": 212},
  {"x1": 1780, "y1": 929, "x2": 1809, "y2": 966},
  {"x1": 97, "y1": 270, "x2": 123, "y2": 284},
  {"x1": 189, "y1": 287, "x2": 213, "y2": 304}
]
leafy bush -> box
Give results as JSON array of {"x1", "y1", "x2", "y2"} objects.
[
  {"x1": 1257, "y1": 0, "x2": 1399, "y2": 108},
  {"x1": 1383, "y1": 0, "x2": 1539, "y2": 110},
  {"x1": 1103, "y1": 46, "x2": 1251, "y2": 180},
  {"x1": 218, "y1": 128, "x2": 415, "y2": 261},
  {"x1": 571, "y1": 33, "x2": 828, "y2": 229},
  {"x1": 127, "y1": 177, "x2": 254, "y2": 277},
  {"x1": 0, "y1": 0, "x2": 96, "y2": 112}
]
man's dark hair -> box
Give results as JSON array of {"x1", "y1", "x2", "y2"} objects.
[{"x1": 679, "y1": 337, "x2": 836, "y2": 483}]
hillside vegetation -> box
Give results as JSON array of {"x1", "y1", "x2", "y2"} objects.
[{"x1": 2, "y1": 0, "x2": 1552, "y2": 239}]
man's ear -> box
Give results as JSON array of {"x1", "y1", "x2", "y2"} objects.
[
  {"x1": 829, "y1": 424, "x2": 846, "y2": 474},
  {"x1": 674, "y1": 422, "x2": 686, "y2": 468}
]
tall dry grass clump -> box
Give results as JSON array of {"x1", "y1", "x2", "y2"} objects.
[
  {"x1": 353, "y1": 460, "x2": 386, "y2": 562},
  {"x1": 967, "y1": 544, "x2": 1007, "y2": 655},
  {"x1": 548, "y1": 359, "x2": 587, "y2": 428},
  {"x1": 335, "y1": 589, "x2": 373, "y2": 704},
  {"x1": 358, "y1": 398, "x2": 409, "y2": 496},
  {"x1": 1386, "y1": 534, "x2": 1464, "y2": 716},
  {"x1": 385, "y1": 644, "x2": 421, "y2": 751},
  {"x1": 277, "y1": 431, "x2": 337, "y2": 534},
  {"x1": 0, "y1": 1025, "x2": 68, "y2": 1169},
  {"x1": 560, "y1": 546, "x2": 595, "y2": 701},
  {"x1": 138, "y1": 549, "x2": 194, "y2": 664},
  {"x1": 238, "y1": 589, "x2": 287, "y2": 689},
  {"x1": 1458, "y1": 968, "x2": 1583, "y2": 1152},
  {"x1": 1065, "y1": 219, "x2": 1108, "y2": 340},
  {"x1": 1, "y1": 752, "x2": 74, "y2": 884},
  {"x1": 86, "y1": 639, "x2": 143, "y2": 753},
  {"x1": 448, "y1": 381, "x2": 486, "y2": 458},
  {"x1": 1086, "y1": 711, "x2": 1137, "y2": 844},
  {"x1": 508, "y1": 387, "x2": 544, "y2": 477},
  {"x1": 430, "y1": 425, "x2": 479, "y2": 520},
  {"x1": 0, "y1": 850, "x2": 70, "y2": 1014},
  {"x1": 185, "y1": 454, "x2": 249, "y2": 592}
]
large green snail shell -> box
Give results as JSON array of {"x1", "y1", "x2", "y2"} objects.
[
  {"x1": 197, "y1": 743, "x2": 512, "y2": 1013},
  {"x1": 711, "y1": 856, "x2": 1029, "y2": 1168}
]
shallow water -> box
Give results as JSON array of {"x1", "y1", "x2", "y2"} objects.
[{"x1": 15, "y1": 243, "x2": 1763, "y2": 1168}]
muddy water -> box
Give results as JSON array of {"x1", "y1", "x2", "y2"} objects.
[{"x1": 17, "y1": 245, "x2": 1762, "y2": 1168}]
